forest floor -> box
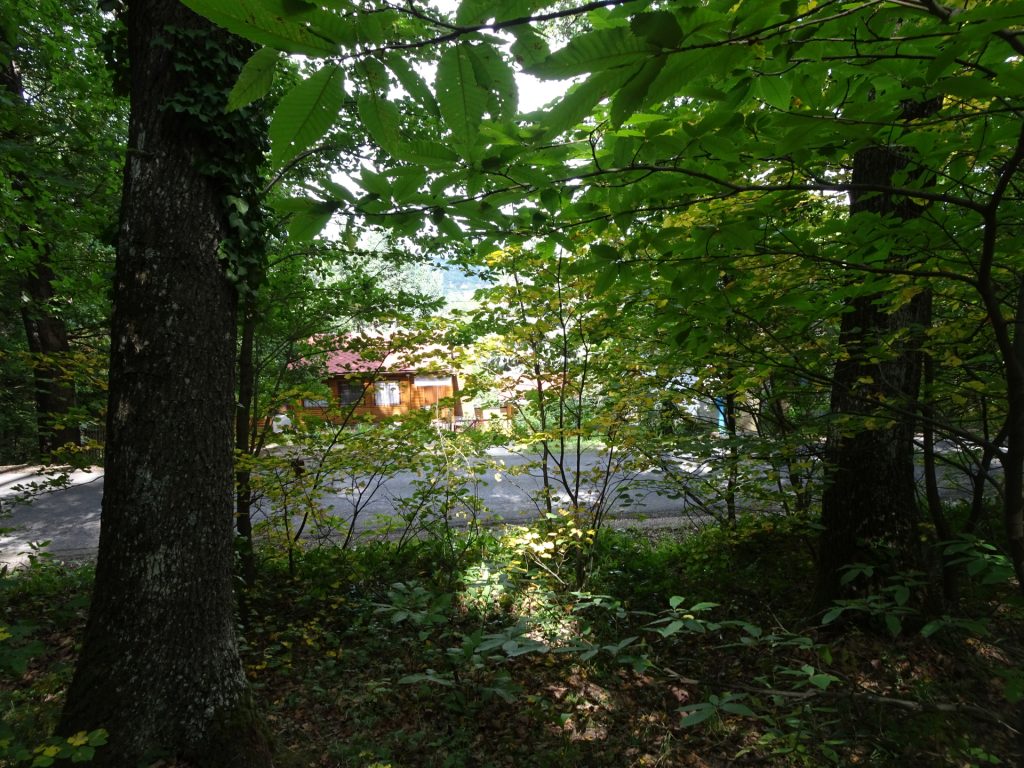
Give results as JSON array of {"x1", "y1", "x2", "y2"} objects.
[{"x1": 2, "y1": 514, "x2": 1023, "y2": 767}]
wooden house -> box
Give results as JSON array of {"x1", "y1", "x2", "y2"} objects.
[{"x1": 300, "y1": 344, "x2": 464, "y2": 423}]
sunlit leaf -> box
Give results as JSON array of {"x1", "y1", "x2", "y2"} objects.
[
  {"x1": 528, "y1": 27, "x2": 654, "y2": 79},
  {"x1": 226, "y1": 46, "x2": 279, "y2": 112},
  {"x1": 436, "y1": 44, "x2": 489, "y2": 161},
  {"x1": 269, "y1": 64, "x2": 345, "y2": 167},
  {"x1": 180, "y1": 0, "x2": 338, "y2": 56}
]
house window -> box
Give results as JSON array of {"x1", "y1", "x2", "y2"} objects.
[
  {"x1": 302, "y1": 398, "x2": 328, "y2": 408},
  {"x1": 337, "y1": 382, "x2": 365, "y2": 405},
  {"x1": 374, "y1": 381, "x2": 401, "y2": 406}
]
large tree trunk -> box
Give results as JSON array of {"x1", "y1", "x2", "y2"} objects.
[
  {"x1": 57, "y1": 2, "x2": 271, "y2": 764},
  {"x1": 816, "y1": 139, "x2": 933, "y2": 607}
]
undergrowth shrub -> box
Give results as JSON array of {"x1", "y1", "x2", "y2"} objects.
[
  {"x1": 0, "y1": 559, "x2": 106, "y2": 766},
  {"x1": 587, "y1": 514, "x2": 819, "y2": 613}
]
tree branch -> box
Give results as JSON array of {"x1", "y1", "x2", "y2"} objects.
[{"x1": 903, "y1": 0, "x2": 1024, "y2": 56}]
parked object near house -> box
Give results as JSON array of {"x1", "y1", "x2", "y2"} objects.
[{"x1": 301, "y1": 343, "x2": 464, "y2": 424}]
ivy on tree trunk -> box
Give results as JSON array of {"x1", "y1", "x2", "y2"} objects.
[{"x1": 56, "y1": 1, "x2": 271, "y2": 764}]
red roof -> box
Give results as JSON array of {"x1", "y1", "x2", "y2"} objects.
[
  {"x1": 322, "y1": 345, "x2": 454, "y2": 376},
  {"x1": 323, "y1": 348, "x2": 409, "y2": 374}
]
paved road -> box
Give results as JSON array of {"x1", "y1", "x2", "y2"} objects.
[
  {"x1": 0, "y1": 451, "x2": 711, "y2": 566},
  {"x1": 1, "y1": 467, "x2": 105, "y2": 566},
  {"x1": 1, "y1": 448, "x2": 988, "y2": 567}
]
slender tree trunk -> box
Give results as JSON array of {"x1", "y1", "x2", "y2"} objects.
[
  {"x1": 20, "y1": 258, "x2": 80, "y2": 455},
  {"x1": 1001, "y1": 279, "x2": 1024, "y2": 591},
  {"x1": 724, "y1": 392, "x2": 738, "y2": 524},
  {"x1": 922, "y1": 350, "x2": 958, "y2": 604},
  {"x1": 534, "y1": 354, "x2": 555, "y2": 518},
  {"x1": 2, "y1": 57, "x2": 79, "y2": 457},
  {"x1": 236, "y1": 298, "x2": 258, "y2": 589},
  {"x1": 816, "y1": 138, "x2": 933, "y2": 607},
  {"x1": 57, "y1": 3, "x2": 271, "y2": 764},
  {"x1": 971, "y1": 123, "x2": 1024, "y2": 596},
  {"x1": 968, "y1": 435, "x2": 1001, "y2": 533}
]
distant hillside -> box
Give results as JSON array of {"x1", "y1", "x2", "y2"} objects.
[{"x1": 438, "y1": 263, "x2": 489, "y2": 309}]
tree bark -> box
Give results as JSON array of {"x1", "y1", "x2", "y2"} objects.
[
  {"x1": 816, "y1": 139, "x2": 933, "y2": 607},
  {"x1": 57, "y1": 2, "x2": 272, "y2": 764},
  {"x1": 236, "y1": 297, "x2": 258, "y2": 589},
  {"x1": 20, "y1": 257, "x2": 80, "y2": 456},
  {"x1": 921, "y1": 344, "x2": 958, "y2": 605},
  {"x1": 1000, "y1": 278, "x2": 1024, "y2": 592}
]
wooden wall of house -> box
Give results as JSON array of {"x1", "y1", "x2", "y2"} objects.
[{"x1": 295, "y1": 374, "x2": 462, "y2": 422}]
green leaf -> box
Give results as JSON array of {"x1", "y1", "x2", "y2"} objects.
[
  {"x1": 533, "y1": 67, "x2": 634, "y2": 141},
  {"x1": 356, "y1": 57, "x2": 389, "y2": 92},
  {"x1": 509, "y1": 25, "x2": 550, "y2": 68},
  {"x1": 87, "y1": 731, "x2": 108, "y2": 747},
  {"x1": 456, "y1": 0, "x2": 507, "y2": 25},
  {"x1": 179, "y1": 0, "x2": 339, "y2": 56},
  {"x1": 403, "y1": 140, "x2": 460, "y2": 167},
  {"x1": 354, "y1": 9, "x2": 397, "y2": 45},
  {"x1": 357, "y1": 94, "x2": 404, "y2": 157},
  {"x1": 360, "y1": 167, "x2": 391, "y2": 197},
  {"x1": 925, "y1": 44, "x2": 962, "y2": 84},
  {"x1": 388, "y1": 167, "x2": 427, "y2": 201},
  {"x1": 595, "y1": 264, "x2": 619, "y2": 294},
  {"x1": 821, "y1": 606, "x2": 844, "y2": 625},
  {"x1": 304, "y1": 11, "x2": 357, "y2": 47},
  {"x1": 436, "y1": 44, "x2": 489, "y2": 160},
  {"x1": 679, "y1": 703, "x2": 715, "y2": 727},
  {"x1": 920, "y1": 619, "x2": 945, "y2": 638},
  {"x1": 610, "y1": 56, "x2": 666, "y2": 127},
  {"x1": 269, "y1": 64, "x2": 346, "y2": 167},
  {"x1": 884, "y1": 613, "x2": 902, "y2": 637},
  {"x1": 386, "y1": 54, "x2": 441, "y2": 118},
  {"x1": 467, "y1": 42, "x2": 518, "y2": 122},
  {"x1": 630, "y1": 11, "x2": 684, "y2": 49},
  {"x1": 938, "y1": 76, "x2": 1007, "y2": 100},
  {"x1": 70, "y1": 746, "x2": 96, "y2": 763},
  {"x1": 456, "y1": 0, "x2": 544, "y2": 24},
  {"x1": 540, "y1": 187, "x2": 560, "y2": 212},
  {"x1": 809, "y1": 673, "x2": 837, "y2": 690},
  {"x1": 288, "y1": 200, "x2": 337, "y2": 241},
  {"x1": 891, "y1": 584, "x2": 910, "y2": 607},
  {"x1": 528, "y1": 27, "x2": 654, "y2": 79},
  {"x1": 644, "y1": 49, "x2": 721, "y2": 106},
  {"x1": 259, "y1": 0, "x2": 316, "y2": 18},
  {"x1": 399, "y1": 672, "x2": 455, "y2": 687},
  {"x1": 689, "y1": 602, "x2": 719, "y2": 612},
  {"x1": 756, "y1": 75, "x2": 792, "y2": 111},
  {"x1": 271, "y1": 196, "x2": 322, "y2": 213},
  {"x1": 719, "y1": 701, "x2": 756, "y2": 717},
  {"x1": 227, "y1": 47, "x2": 279, "y2": 112}
]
